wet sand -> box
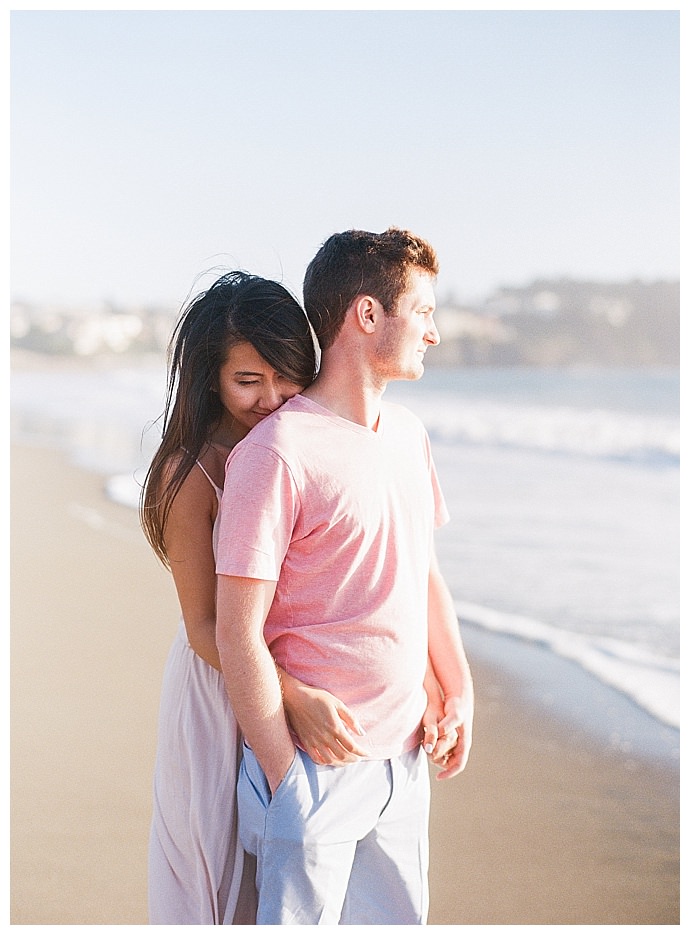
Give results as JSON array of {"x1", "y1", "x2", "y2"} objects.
[{"x1": 10, "y1": 442, "x2": 679, "y2": 925}]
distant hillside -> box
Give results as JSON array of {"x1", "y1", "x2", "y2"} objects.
[
  {"x1": 431, "y1": 279, "x2": 679, "y2": 368},
  {"x1": 11, "y1": 278, "x2": 679, "y2": 368}
]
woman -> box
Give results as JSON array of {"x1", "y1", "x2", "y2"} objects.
[
  {"x1": 141, "y1": 271, "x2": 456, "y2": 924},
  {"x1": 142, "y1": 272, "x2": 374, "y2": 924}
]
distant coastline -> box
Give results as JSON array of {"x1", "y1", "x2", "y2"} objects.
[{"x1": 11, "y1": 277, "x2": 679, "y2": 369}]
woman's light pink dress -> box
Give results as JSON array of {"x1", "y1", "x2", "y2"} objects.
[{"x1": 148, "y1": 464, "x2": 256, "y2": 924}]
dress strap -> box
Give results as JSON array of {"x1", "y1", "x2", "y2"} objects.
[{"x1": 195, "y1": 459, "x2": 223, "y2": 497}]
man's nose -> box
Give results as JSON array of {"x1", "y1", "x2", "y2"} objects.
[{"x1": 425, "y1": 318, "x2": 440, "y2": 346}]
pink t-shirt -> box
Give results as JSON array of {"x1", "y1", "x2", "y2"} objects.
[{"x1": 216, "y1": 394, "x2": 449, "y2": 759}]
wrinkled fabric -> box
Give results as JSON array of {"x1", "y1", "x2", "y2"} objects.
[{"x1": 148, "y1": 622, "x2": 257, "y2": 924}]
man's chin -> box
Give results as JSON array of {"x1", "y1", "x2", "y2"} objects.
[{"x1": 392, "y1": 365, "x2": 425, "y2": 384}]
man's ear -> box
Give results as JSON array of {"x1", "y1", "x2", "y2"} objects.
[{"x1": 352, "y1": 295, "x2": 380, "y2": 334}]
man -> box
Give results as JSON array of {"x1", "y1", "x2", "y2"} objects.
[{"x1": 216, "y1": 227, "x2": 474, "y2": 924}]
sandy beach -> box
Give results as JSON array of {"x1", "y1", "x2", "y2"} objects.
[{"x1": 10, "y1": 441, "x2": 680, "y2": 925}]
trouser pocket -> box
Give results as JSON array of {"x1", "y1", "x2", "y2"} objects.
[{"x1": 237, "y1": 743, "x2": 301, "y2": 854}]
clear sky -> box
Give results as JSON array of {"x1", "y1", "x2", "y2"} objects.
[{"x1": 10, "y1": 6, "x2": 680, "y2": 308}]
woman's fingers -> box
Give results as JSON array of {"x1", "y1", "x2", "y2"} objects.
[
  {"x1": 307, "y1": 704, "x2": 369, "y2": 765},
  {"x1": 335, "y1": 704, "x2": 366, "y2": 738},
  {"x1": 423, "y1": 723, "x2": 439, "y2": 755},
  {"x1": 311, "y1": 739, "x2": 362, "y2": 766}
]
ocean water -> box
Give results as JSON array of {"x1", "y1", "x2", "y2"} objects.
[
  {"x1": 385, "y1": 369, "x2": 679, "y2": 761},
  {"x1": 11, "y1": 361, "x2": 680, "y2": 760}
]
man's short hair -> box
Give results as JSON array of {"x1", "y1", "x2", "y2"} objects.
[{"x1": 303, "y1": 227, "x2": 439, "y2": 350}]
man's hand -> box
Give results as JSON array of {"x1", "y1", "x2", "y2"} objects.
[
  {"x1": 422, "y1": 692, "x2": 472, "y2": 779},
  {"x1": 431, "y1": 694, "x2": 473, "y2": 780}
]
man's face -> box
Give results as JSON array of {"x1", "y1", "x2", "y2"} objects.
[{"x1": 373, "y1": 269, "x2": 439, "y2": 382}]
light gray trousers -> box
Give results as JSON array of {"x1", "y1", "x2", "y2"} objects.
[{"x1": 238, "y1": 743, "x2": 430, "y2": 925}]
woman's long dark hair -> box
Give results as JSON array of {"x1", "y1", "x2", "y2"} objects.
[{"x1": 140, "y1": 271, "x2": 317, "y2": 567}]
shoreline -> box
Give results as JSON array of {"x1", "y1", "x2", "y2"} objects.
[
  {"x1": 459, "y1": 620, "x2": 680, "y2": 767},
  {"x1": 10, "y1": 441, "x2": 680, "y2": 924}
]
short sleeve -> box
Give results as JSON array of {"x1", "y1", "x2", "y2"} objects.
[{"x1": 216, "y1": 441, "x2": 299, "y2": 581}]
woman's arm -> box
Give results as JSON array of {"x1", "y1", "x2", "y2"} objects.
[{"x1": 164, "y1": 462, "x2": 223, "y2": 670}]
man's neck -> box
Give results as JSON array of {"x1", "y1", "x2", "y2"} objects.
[{"x1": 303, "y1": 369, "x2": 385, "y2": 431}]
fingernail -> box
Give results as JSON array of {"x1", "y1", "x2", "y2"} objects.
[{"x1": 424, "y1": 743, "x2": 434, "y2": 754}]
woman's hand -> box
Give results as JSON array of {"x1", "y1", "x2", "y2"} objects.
[{"x1": 279, "y1": 670, "x2": 369, "y2": 766}]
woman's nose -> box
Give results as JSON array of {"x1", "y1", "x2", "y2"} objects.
[{"x1": 260, "y1": 381, "x2": 284, "y2": 411}]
